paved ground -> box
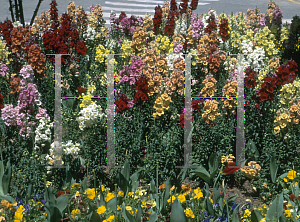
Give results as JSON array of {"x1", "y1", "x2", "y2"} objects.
[{"x1": 0, "y1": 0, "x2": 299, "y2": 26}]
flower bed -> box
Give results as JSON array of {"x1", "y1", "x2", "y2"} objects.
[{"x1": 0, "y1": 0, "x2": 300, "y2": 221}]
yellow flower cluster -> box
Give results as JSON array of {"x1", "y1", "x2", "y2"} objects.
[
  {"x1": 268, "y1": 57, "x2": 280, "y2": 72},
  {"x1": 86, "y1": 4, "x2": 106, "y2": 30},
  {"x1": 153, "y1": 93, "x2": 172, "y2": 118},
  {"x1": 278, "y1": 80, "x2": 300, "y2": 106},
  {"x1": 155, "y1": 55, "x2": 168, "y2": 76},
  {"x1": 125, "y1": 206, "x2": 138, "y2": 215},
  {"x1": 131, "y1": 26, "x2": 146, "y2": 55},
  {"x1": 95, "y1": 45, "x2": 114, "y2": 64},
  {"x1": 71, "y1": 209, "x2": 80, "y2": 219},
  {"x1": 84, "y1": 188, "x2": 96, "y2": 199},
  {"x1": 200, "y1": 75, "x2": 218, "y2": 97},
  {"x1": 103, "y1": 214, "x2": 115, "y2": 222},
  {"x1": 14, "y1": 204, "x2": 25, "y2": 221},
  {"x1": 221, "y1": 154, "x2": 235, "y2": 164},
  {"x1": 197, "y1": 34, "x2": 210, "y2": 65},
  {"x1": 0, "y1": 38, "x2": 10, "y2": 62},
  {"x1": 155, "y1": 35, "x2": 173, "y2": 55},
  {"x1": 202, "y1": 100, "x2": 221, "y2": 126},
  {"x1": 222, "y1": 81, "x2": 237, "y2": 114},
  {"x1": 1, "y1": 199, "x2": 17, "y2": 212},
  {"x1": 97, "y1": 205, "x2": 106, "y2": 214},
  {"x1": 185, "y1": 208, "x2": 195, "y2": 219},
  {"x1": 148, "y1": 73, "x2": 162, "y2": 96},
  {"x1": 193, "y1": 187, "x2": 204, "y2": 200},
  {"x1": 142, "y1": 47, "x2": 156, "y2": 71},
  {"x1": 288, "y1": 98, "x2": 300, "y2": 125},
  {"x1": 280, "y1": 26, "x2": 289, "y2": 43},
  {"x1": 30, "y1": 11, "x2": 51, "y2": 35},
  {"x1": 165, "y1": 59, "x2": 185, "y2": 96},
  {"x1": 241, "y1": 161, "x2": 261, "y2": 179},
  {"x1": 255, "y1": 66, "x2": 269, "y2": 91},
  {"x1": 79, "y1": 83, "x2": 96, "y2": 108},
  {"x1": 273, "y1": 111, "x2": 293, "y2": 135},
  {"x1": 246, "y1": 8, "x2": 265, "y2": 31},
  {"x1": 121, "y1": 39, "x2": 133, "y2": 59},
  {"x1": 283, "y1": 170, "x2": 297, "y2": 183},
  {"x1": 143, "y1": 13, "x2": 154, "y2": 33},
  {"x1": 186, "y1": 27, "x2": 195, "y2": 46},
  {"x1": 254, "y1": 26, "x2": 278, "y2": 57},
  {"x1": 105, "y1": 192, "x2": 115, "y2": 202}
]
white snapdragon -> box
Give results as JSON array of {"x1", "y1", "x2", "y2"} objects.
[
  {"x1": 45, "y1": 140, "x2": 80, "y2": 166},
  {"x1": 240, "y1": 39, "x2": 265, "y2": 72},
  {"x1": 83, "y1": 25, "x2": 97, "y2": 40},
  {"x1": 76, "y1": 103, "x2": 105, "y2": 131},
  {"x1": 105, "y1": 38, "x2": 117, "y2": 49},
  {"x1": 34, "y1": 119, "x2": 53, "y2": 150},
  {"x1": 174, "y1": 17, "x2": 187, "y2": 36}
]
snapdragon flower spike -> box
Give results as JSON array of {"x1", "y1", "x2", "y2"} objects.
[{"x1": 220, "y1": 162, "x2": 241, "y2": 175}]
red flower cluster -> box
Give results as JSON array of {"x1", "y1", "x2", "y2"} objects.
[
  {"x1": 115, "y1": 94, "x2": 131, "y2": 113},
  {"x1": 164, "y1": 12, "x2": 175, "y2": 36},
  {"x1": 244, "y1": 67, "x2": 258, "y2": 89},
  {"x1": 77, "y1": 86, "x2": 86, "y2": 95},
  {"x1": 153, "y1": 5, "x2": 163, "y2": 34},
  {"x1": 204, "y1": 13, "x2": 217, "y2": 35},
  {"x1": 179, "y1": 0, "x2": 189, "y2": 14},
  {"x1": 133, "y1": 77, "x2": 150, "y2": 103},
  {"x1": 273, "y1": 60, "x2": 298, "y2": 87},
  {"x1": 57, "y1": 189, "x2": 70, "y2": 198},
  {"x1": 170, "y1": 0, "x2": 179, "y2": 18},
  {"x1": 0, "y1": 20, "x2": 13, "y2": 46},
  {"x1": 191, "y1": 99, "x2": 204, "y2": 112},
  {"x1": 0, "y1": 91, "x2": 4, "y2": 110},
  {"x1": 251, "y1": 76, "x2": 276, "y2": 103},
  {"x1": 49, "y1": 0, "x2": 59, "y2": 30},
  {"x1": 219, "y1": 18, "x2": 230, "y2": 42},
  {"x1": 189, "y1": 0, "x2": 198, "y2": 11},
  {"x1": 43, "y1": 1, "x2": 87, "y2": 65},
  {"x1": 251, "y1": 61, "x2": 298, "y2": 104}
]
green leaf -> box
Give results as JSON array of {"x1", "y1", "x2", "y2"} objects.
[
  {"x1": 135, "y1": 202, "x2": 143, "y2": 222},
  {"x1": 90, "y1": 211, "x2": 101, "y2": 222},
  {"x1": 212, "y1": 186, "x2": 220, "y2": 205},
  {"x1": 266, "y1": 193, "x2": 283, "y2": 221},
  {"x1": 56, "y1": 194, "x2": 70, "y2": 214},
  {"x1": 148, "y1": 210, "x2": 158, "y2": 222},
  {"x1": 150, "y1": 178, "x2": 155, "y2": 194},
  {"x1": 270, "y1": 153, "x2": 278, "y2": 183},
  {"x1": 122, "y1": 159, "x2": 130, "y2": 182},
  {"x1": 191, "y1": 166, "x2": 211, "y2": 184},
  {"x1": 115, "y1": 172, "x2": 129, "y2": 195},
  {"x1": 44, "y1": 202, "x2": 62, "y2": 222},
  {"x1": 295, "y1": 182, "x2": 299, "y2": 197},
  {"x1": 2, "y1": 160, "x2": 11, "y2": 195},
  {"x1": 232, "y1": 203, "x2": 241, "y2": 222},
  {"x1": 205, "y1": 193, "x2": 214, "y2": 217},
  {"x1": 208, "y1": 153, "x2": 218, "y2": 175},
  {"x1": 130, "y1": 169, "x2": 142, "y2": 192},
  {"x1": 170, "y1": 198, "x2": 186, "y2": 222},
  {"x1": 180, "y1": 167, "x2": 188, "y2": 184},
  {"x1": 250, "y1": 209, "x2": 264, "y2": 222},
  {"x1": 26, "y1": 183, "x2": 32, "y2": 200},
  {"x1": 123, "y1": 203, "x2": 136, "y2": 222},
  {"x1": 162, "y1": 178, "x2": 171, "y2": 211},
  {"x1": 106, "y1": 197, "x2": 117, "y2": 210}
]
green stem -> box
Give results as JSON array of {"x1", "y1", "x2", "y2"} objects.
[{"x1": 213, "y1": 166, "x2": 224, "y2": 188}]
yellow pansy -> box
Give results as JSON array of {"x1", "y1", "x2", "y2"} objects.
[
  {"x1": 97, "y1": 205, "x2": 106, "y2": 214},
  {"x1": 84, "y1": 188, "x2": 95, "y2": 199},
  {"x1": 71, "y1": 209, "x2": 80, "y2": 219}
]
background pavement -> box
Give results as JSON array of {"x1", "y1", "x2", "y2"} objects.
[{"x1": 0, "y1": 0, "x2": 299, "y2": 26}]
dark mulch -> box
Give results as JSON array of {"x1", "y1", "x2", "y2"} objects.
[{"x1": 181, "y1": 177, "x2": 266, "y2": 209}]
